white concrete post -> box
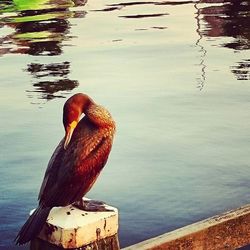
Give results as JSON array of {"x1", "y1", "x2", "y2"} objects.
[{"x1": 30, "y1": 198, "x2": 119, "y2": 250}]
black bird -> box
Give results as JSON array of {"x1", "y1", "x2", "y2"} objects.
[{"x1": 15, "y1": 93, "x2": 116, "y2": 244}]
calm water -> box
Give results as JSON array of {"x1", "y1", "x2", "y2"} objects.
[{"x1": 0, "y1": 0, "x2": 250, "y2": 249}]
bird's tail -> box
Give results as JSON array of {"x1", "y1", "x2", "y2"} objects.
[{"x1": 15, "y1": 205, "x2": 51, "y2": 245}]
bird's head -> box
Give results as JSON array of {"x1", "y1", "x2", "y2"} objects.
[{"x1": 63, "y1": 93, "x2": 93, "y2": 149}]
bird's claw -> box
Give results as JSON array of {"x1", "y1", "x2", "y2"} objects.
[{"x1": 73, "y1": 199, "x2": 114, "y2": 212}]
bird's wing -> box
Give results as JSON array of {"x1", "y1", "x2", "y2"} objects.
[
  {"x1": 38, "y1": 139, "x2": 64, "y2": 201},
  {"x1": 45, "y1": 139, "x2": 111, "y2": 206},
  {"x1": 38, "y1": 120, "x2": 114, "y2": 206}
]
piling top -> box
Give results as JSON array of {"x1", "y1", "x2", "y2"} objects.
[{"x1": 37, "y1": 198, "x2": 119, "y2": 249}]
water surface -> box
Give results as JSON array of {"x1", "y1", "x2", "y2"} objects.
[{"x1": 0, "y1": 0, "x2": 250, "y2": 249}]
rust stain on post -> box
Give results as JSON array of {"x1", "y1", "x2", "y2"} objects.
[
  {"x1": 124, "y1": 204, "x2": 250, "y2": 250},
  {"x1": 31, "y1": 234, "x2": 120, "y2": 250}
]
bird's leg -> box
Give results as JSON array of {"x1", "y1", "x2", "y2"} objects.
[{"x1": 73, "y1": 199, "x2": 114, "y2": 212}]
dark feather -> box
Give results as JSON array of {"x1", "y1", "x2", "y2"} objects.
[
  {"x1": 15, "y1": 206, "x2": 50, "y2": 245},
  {"x1": 38, "y1": 117, "x2": 114, "y2": 206}
]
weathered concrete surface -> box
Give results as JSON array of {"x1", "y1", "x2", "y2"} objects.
[
  {"x1": 30, "y1": 198, "x2": 119, "y2": 249},
  {"x1": 123, "y1": 204, "x2": 250, "y2": 250},
  {"x1": 30, "y1": 234, "x2": 120, "y2": 250}
]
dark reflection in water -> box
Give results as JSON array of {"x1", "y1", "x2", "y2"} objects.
[
  {"x1": 95, "y1": 0, "x2": 196, "y2": 14},
  {"x1": 0, "y1": 0, "x2": 248, "y2": 102},
  {"x1": 231, "y1": 59, "x2": 250, "y2": 81},
  {"x1": 199, "y1": 0, "x2": 250, "y2": 81},
  {"x1": 95, "y1": 0, "x2": 249, "y2": 88},
  {"x1": 201, "y1": 0, "x2": 250, "y2": 50},
  {"x1": 195, "y1": 2, "x2": 207, "y2": 91},
  {"x1": 119, "y1": 13, "x2": 168, "y2": 19},
  {"x1": 26, "y1": 62, "x2": 79, "y2": 101},
  {"x1": 0, "y1": 0, "x2": 87, "y2": 102},
  {"x1": 12, "y1": 18, "x2": 69, "y2": 56},
  {"x1": 108, "y1": 0, "x2": 196, "y2": 8}
]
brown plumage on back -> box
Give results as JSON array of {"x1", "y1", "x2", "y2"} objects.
[{"x1": 15, "y1": 93, "x2": 116, "y2": 245}]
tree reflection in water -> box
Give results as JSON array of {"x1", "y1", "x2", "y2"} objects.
[
  {"x1": 0, "y1": 0, "x2": 249, "y2": 99},
  {"x1": 0, "y1": 0, "x2": 87, "y2": 102},
  {"x1": 26, "y1": 62, "x2": 79, "y2": 100}
]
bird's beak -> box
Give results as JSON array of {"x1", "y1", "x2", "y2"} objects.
[{"x1": 64, "y1": 120, "x2": 78, "y2": 150}]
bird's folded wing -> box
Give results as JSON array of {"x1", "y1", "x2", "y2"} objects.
[
  {"x1": 38, "y1": 139, "x2": 64, "y2": 201},
  {"x1": 38, "y1": 132, "x2": 110, "y2": 206}
]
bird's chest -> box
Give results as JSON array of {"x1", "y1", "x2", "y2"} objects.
[{"x1": 72, "y1": 130, "x2": 112, "y2": 172}]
